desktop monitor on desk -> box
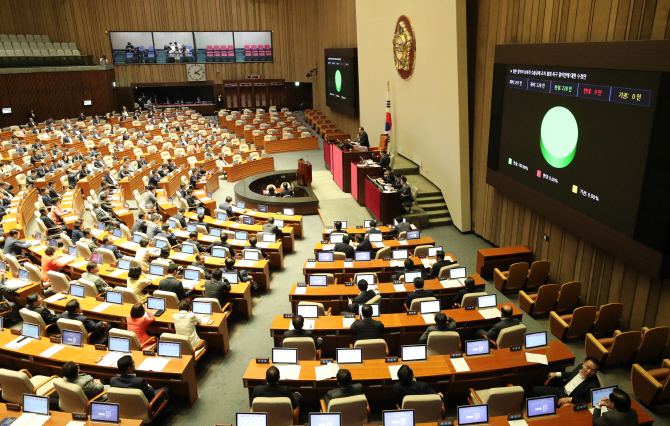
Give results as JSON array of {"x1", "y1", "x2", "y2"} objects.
[
  {"x1": 89, "y1": 401, "x2": 120, "y2": 424},
  {"x1": 309, "y1": 413, "x2": 341, "y2": 426},
  {"x1": 235, "y1": 230, "x2": 249, "y2": 241},
  {"x1": 404, "y1": 271, "x2": 423, "y2": 284},
  {"x1": 428, "y1": 246, "x2": 443, "y2": 257},
  {"x1": 258, "y1": 205, "x2": 268, "y2": 213},
  {"x1": 236, "y1": 413, "x2": 267, "y2": 426},
  {"x1": 182, "y1": 243, "x2": 196, "y2": 255},
  {"x1": 262, "y1": 233, "x2": 277, "y2": 243},
  {"x1": 22, "y1": 322, "x2": 40, "y2": 339},
  {"x1": 358, "y1": 303, "x2": 380, "y2": 318},
  {"x1": 70, "y1": 283, "x2": 85, "y2": 298},
  {"x1": 272, "y1": 348, "x2": 298, "y2": 364},
  {"x1": 591, "y1": 386, "x2": 617, "y2": 407},
  {"x1": 406, "y1": 230, "x2": 420, "y2": 240},
  {"x1": 211, "y1": 247, "x2": 227, "y2": 258},
  {"x1": 525, "y1": 331, "x2": 548, "y2": 349},
  {"x1": 334, "y1": 221, "x2": 348, "y2": 229},
  {"x1": 364, "y1": 220, "x2": 373, "y2": 228},
  {"x1": 155, "y1": 239, "x2": 168, "y2": 249},
  {"x1": 222, "y1": 272, "x2": 239, "y2": 284},
  {"x1": 527, "y1": 396, "x2": 556, "y2": 419},
  {"x1": 477, "y1": 294, "x2": 497, "y2": 309},
  {"x1": 184, "y1": 268, "x2": 201, "y2": 282},
  {"x1": 419, "y1": 300, "x2": 441, "y2": 315},
  {"x1": 449, "y1": 267, "x2": 467, "y2": 280},
  {"x1": 197, "y1": 207, "x2": 205, "y2": 215},
  {"x1": 317, "y1": 251, "x2": 334, "y2": 262},
  {"x1": 392, "y1": 249, "x2": 409, "y2": 260},
  {"x1": 296, "y1": 304, "x2": 319, "y2": 319},
  {"x1": 150, "y1": 264, "x2": 166, "y2": 277},
  {"x1": 217, "y1": 212, "x2": 228, "y2": 221},
  {"x1": 23, "y1": 394, "x2": 49, "y2": 416},
  {"x1": 61, "y1": 329, "x2": 83, "y2": 347},
  {"x1": 113, "y1": 228, "x2": 122, "y2": 238},
  {"x1": 329, "y1": 234, "x2": 344, "y2": 244},
  {"x1": 147, "y1": 297, "x2": 166, "y2": 312},
  {"x1": 91, "y1": 253, "x2": 102, "y2": 264},
  {"x1": 244, "y1": 250, "x2": 260, "y2": 261},
  {"x1": 354, "y1": 251, "x2": 371, "y2": 262},
  {"x1": 308, "y1": 275, "x2": 328, "y2": 286},
  {"x1": 368, "y1": 233, "x2": 383, "y2": 243},
  {"x1": 242, "y1": 216, "x2": 254, "y2": 225},
  {"x1": 401, "y1": 345, "x2": 427, "y2": 362},
  {"x1": 382, "y1": 410, "x2": 414, "y2": 426},
  {"x1": 193, "y1": 301, "x2": 213, "y2": 315},
  {"x1": 457, "y1": 404, "x2": 488, "y2": 425},
  {"x1": 209, "y1": 227, "x2": 222, "y2": 237},
  {"x1": 356, "y1": 274, "x2": 376, "y2": 284},
  {"x1": 275, "y1": 219, "x2": 284, "y2": 228},
  {"x1": 106, "y1": 291, "x2": 123, "y2": 305},
  {"x1": 157, "y1": 341, "x2": 182, "y2": 358},
  {"x1": 236, "y1": 201, "x2": 246, "y2": 209},
  {"x1": 108, "y1": 336, "x2": 131, "y2": 353},
  {"x1": 283, "y1": 208, "x2": 294, "y2": 216},
  {"x1": 186, "y1": 224, "x2": 197, "y2": 232},
  {"x1": 133, "y1": 234, "x2": 144, "y2": 243},
  {"x1": 465, "y1": 340, "x2": 490, "y2": 357},
  {"x1": 336, "y1": 348, "x2": 363, "y2": 365}
]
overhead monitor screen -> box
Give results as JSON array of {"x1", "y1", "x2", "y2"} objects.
[{"x1": 325, "y1": 48, "x2": 359, "y2": 116}]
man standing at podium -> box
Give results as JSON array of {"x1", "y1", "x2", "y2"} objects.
[{"x1": 357, "y1": 127, "x2": 369, "y2": 148}]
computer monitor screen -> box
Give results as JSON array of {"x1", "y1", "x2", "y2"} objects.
[
  {"x1": 420, "y1": 300, "x2": 441, "y2": 314},
  {"x1": 217, "y1": 212, "x2": 228, "y2": 221},
  {"x1": 382, "y1": 410, "x2": 414, "y2": 426},
  {"x1": 283, "y1": 208, "x2": 294, "y2": 216},
  {"x1": 428, "y1": 246, "x2": 443, "y2": 257},
  {"x1": 197, "y1": 207, "x2": 205, "y2": 215},
  {"x1": 184, "y1": 268, "x2": 200, "y2": 282},
  {"x1": 186, "y1": 224, "x2": 197, "y2": 232},
  {"x1": 235, "y1": 231, "x2": 248, "y2": 240},
  {"x1": 458, "y1": 405, "x2": 488, "y2": 425},
  {"x1": 68, "y1": 246, "x2": 78, "y2": 257},
  {"x1": 477, "y1": 294, "x2": 497, "y2": 309},
  {"x1": 317, "y1": 251, "x2": 334, "y2": 262},
  {"x1": 157, "y1": 341, "x2": 181, "y2": 358},
  {"x1": 591, "y1": 386, "x2": 617, "y2": 407},
  {"x1": 356, "y1": 274, "x2": 375, "y2": 284},
  {"x1": 23, "y1": 394, "x2": 49, "y2": 416},
  {"x1": 271, "y1": 348, "x2": 298, "y2": 364},
  {"x1": 210, "y1": 228, "x2": 222, "y2": 237},
  {"x1": 90, "y1": 402, "x2": 120, "y2": 424},
  {"x1": 364, "y1": 220, "x2": 373, "y2": 228},
  {"x1": 244, "y1": 250, "x2": 260, "y2": 261},
  {"x1": 525, "y1": 331, "x2": 548, "y2": 349},
  {"x1": 354, "y1": 251, "x2": 371, "y2": 261},
  {"x1": 262, "y1": 233, "x2": 277, "y2": 243},
  {"x1": 168, "y1": 220, "x2": 176, "y2": 230},
  {"x1": 108, "y1": 336, "x2": 131, "y2": 353},
  {"x1": 70, "y1": 283, "x2": 85, "y2": 298},
  {"x1": 22, "y1": 322, "x2": 39, "y2": 339},
  {"x1": 358, "y1": 303, "x2": 380, "y2": 318},
  {"x1": 336, "y1": 348, "x2": 363, "y2": 364},
  {"x1": 147, "y1": 297, "x2": 166, "y2": 311},
  {"x1": 49, "y1": 239, "x2": 58, "y2": 247},
  {"x1": 392, "y1": 249, "x2": 409, "y2": 260},
  {"x1": 0, "y1": 261, "x2": 5, "y2": 271},
  {"x1": 236, "y1": 201, "x2": 246, "y2": 209},
  {"x1": 35, "y1": 232, "x2": 42, "y2": 240},
  {"x1": 106, "y1": 291, "x2": 123, "y2": 305},
  {"x1": 242, "y1": 216, "x2": 254, "y2": 225},
  {"x1": 527, "y1": 396, "x2": 556, "y2": 418},
  {"x1": 258, "y1": 205, "x2": 268, "y2": 213},
  {"x1": 308, "y1": 275, "x2": 328, "y2": 286},
  {"x1": 62, "y1": 330, "x2": 83, "y2": 347},
  {"x1": 149, "y1": 264, "x2": 165, "y2": 276},
  {"x1": 404, "y1": 271, "x2": 423, "y2": 284},
  {"x1": 133, "y1": 234, "x2": 143, "y2": 243},
  {"x1": 118, "y1": 259, "x2": 131, "y2": 270},
  {"x1": 91, "y1": 253, "x2": 102, "y2": 264},
  {"x1": 98, "y1": 222, "x2": 105, "y2": 231},
  {"x1": 211, "y1": 247, "x2": 227, "y2": 258},
  {"x1": 296, "y1": 304, "x2": 319, "y2": 319},
  {"x1": 113, "y1": 228, "x2": 122, "y2": 238},
  {"x1": 406, "y1": 230, "x2": 420, "y2": 240},
  {"x1": 222, "y1": 272, "x2": 239, "y2": 284},
  {"x1": 449, "y1": 267, "x2": 466, "y2": 279},
  {"x1": 155, "y1": 239, "x2": 167, "y2": 249},
  {"x1": 236, "y1": 413, "x2": 267, "y2": 426},
  {"x1": 465, "y1": 340, "x2": 491, "y2": 357},
  {"x1": 0, "y1": 317, "x2": 3, "y2": 331},
  {"x1": 274, "y1": 219, "x2": 284, "y2": 228},
  {"x1": 335, "y1": 221, "x2": 348, "y2": 229},
  {"x1": 182, "y1": 243, "x2": 196, "y2": 254},
  {"x1": 309, "y1": 413, "x2": 341, "y2": 426},
  {"x1": 18, "y1": 269, "x2": 29, "y2": 280},
  {"x1": 193, "y1": 301, "x2": 212, "y2": 315},
  {"x1": 401, "y1": 345, "x2": 427, "y2": 362},
  {"x1": 329, "y1": 234, "x2": 344, "y2": 244},
  {"x1": 362, "y1": 232, "x2": 382, "y2": 244}
]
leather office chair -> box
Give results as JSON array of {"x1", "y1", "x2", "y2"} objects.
[
  {"x1": 4, "y1": 254, "x2": 29, "y2": 275},
  {"x1": 251, "y1": 397, "x2": 298, "y2": 426},
  {"x1": 194, "y1": 297, "x2": 231, "y2": 315},
  {"x1": 366, "y1": 295, "x2": 382, "y2": 305},
  {"x1": 333, "y1": 252, "x2": 347, "y2": 261},
  {"x1": 321, "y1": 394, "x2": 369, "y2": 426},
  {"x1": 153, "y1": 290, "x2": 180, "y2": 309},
  {"x1": 437, "y1": 263, "x2": 461, "y2": 278},
  {"x1": 107, "y1": 388, "x2": 168, "y2": 423},
  {"x1": 413, "y1": 245, "x2": 431, "y2": 258},
  {"x1": 0, "y1": 368, "x2": 57, "y2": 403},
  {"x1": 493, "y1": 324, "x2": 527, "y2": 349},
  {"x1": 554, "y1": 281, "x2": 582, "y2": 314},
  {"x1": 160, "y1": 333, "x2": 207, "y2": 361},
  {"x1": 24, "y1": 262, "x2": 43, "y2": 285},
  {"x1": 519, "y1": 284, "x2": 559, "y2": 317},
  {"x1": 353, "y1": 273, "x2": 377, "y2": 284},
  {"x1": 60, "y1": 233, "x2": 74, "y2": 252},
  {"x1": 57, "y1": 318, "x2": 93, "y2": 344},
  {"x1": 297, "y1": 301, "x2": 332, "y2": 316},
  {"x1": 375, "y1": 246, "x2": 391, "y2": 259},
  {"x1": 427, "y1": 331, "x2": 461, "y2": 355},
  {"x1": 591, "y1": 303, "x2": 623, "y2": 337},
  {"x1": 550, "y1": 306, "x2": 597, "y2": 341},
  {"x1": 109, "y1": 328, "x2": 157, "y2": 351},
  {"x1": 283, "y1": 337, "x2": 320, "y2": 361},
  {"x1": 402, "y1": 395, "x2": 444, "y2": 422},
  {"x1": 524, "y1": 260, "x2": 551, "y2": 291},
  {"x1": 76, "y1": 241, "x2": 93, "y2": 260},
  {"x1": 494, "y1": 262, "x2": 529, "y2": 293},
  {"x1": 459, "y1": 292, "x2": 488, "y2": 309},
  {"x1": 586, "y1": 330, "x2": 641, "y2": 366},
  {"x1": 47, "y1": 271, "x2": 72, "y2": 293},
  {"x1": 633, "y1": 326, "x2": 670, "y2": 363},
  {"x1": 354, "y1": 339, "x2": 388, "y2": 359},
  {"x1": 468, "y1": 385, "x2": 524, "y2": 417},
  {"x1": 53, "y1": 377, "x2": 107, "y2": 413},
  {"x1": 19, "y1": 308, "x2": 59, "y2": 336},
  {"x1": 78, "y1": 278, "x2": 100, "y2": 297},
  {"x1": 120, "y1": 224, "x2": 132, "y2": 240},
  {"x1": 115, "y1": 286, "x2": 146, "y2": 304},
  {"x1": 97, "y1": 247, "x2": 118, "y2": 265},
  {"x1": 407, "y1": 296, "x2": 437, "y2": 312},
  {"x1": 631, "y1": 359, "x2": 670, "y2": 406}
]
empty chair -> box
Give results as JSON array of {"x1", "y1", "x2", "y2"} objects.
[
  {"x1": 493, "y1": 262, "x2": 529, "y2": 293},
  {"x1": 586, "y1": 330, "x2": 641, "y2": 366},
  {"x1": 468, "y1": 385, "x2": 525, "y2": 417},
  {"x1": 354, "y1": 339, "x2": 388, "y2": 359},
  {"x1": 426, "y1": 331, "x2": 461, "y2": 356},
  {"x1": 459, "y1": 292, "x2": 488, "y2": 309},
  {"x1": 591, "y1": 303, "x2": 624, "y2": 337},
  {"x1": 554, "y1": 281, "x2": 582, "y2": 314},
  {"x1": 107, "y1": 388, "x2": 168, "y2": 423},
  {"x1": 519, "y1": 284, "x2": 559, "y2": 317},
  {"x1": 251, "y1": 397, "x2": 298, "y2": 426},
  {"x1": 46, "y1": 271, "x2": 72, "y2": 293},
  {"x1": 524, "y1": 260, "x2": 551, "y2": 291},
  {"x1": 631, "y1": 359, "x2": 670, "y2": 406},
  {"x1": 633, "y1": 326, "x2": 670, "y2": 363},
  {"x1": 152, "y1": 290, "x2": 180, "y2": 310},
  {"x1": 493, "y1": 324, "x2": 527, "y2": 349},
  {"x1": 407, "y1": 296, "x2": 437, "y2": 312},
  {"x1": 0, "y1": 369, "x2": 57, "y2": 403},
  {"x1": 402, "y1": 395, "x2": 444, "y2": 422},
  {"x1": 375, "y1": 246, "x2": 392, "y2": 259},
  {"x1": 437, "y1": 263, "x2": 461, "y2": 278},
  {"x1": 320, "y1": 394, "x2": 369, "y2": 426},
  {"x1": 283, "y1": 337, "x2": 320, "y2": 361},
  {"x1": 550, "y1": 305, "x2": 597, "y2": 341}
]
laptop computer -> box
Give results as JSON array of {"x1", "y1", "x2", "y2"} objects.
[
  {"x1": 317, "y1": 251, "x2": 334, "y2": 262},
  {"x1": 401, "y1": 345, "x2": 427, "y2": 362},
  {"x1": 48, "y1": 238, "x2": 58, "y2": 247},
  {"x1": 133, "y1": 234, "x2": 143, "y2": 243},
  {"x1": 274, "y1": 219, "x2": 284, "y2": 228},
  {"x1": 186, "y1": 224, "x2": 197, "y2": 232},
  {"x1": 382, "y1": 410, "x2": 414, "y2": 426},
  {"x1": 157, "y1": 341, "x2": 182, "y2": 359},
  {"x1": 477, "y1": 294, "x2": 497, "y2": 309},
  {"x1": 283, "y1": 208, "x2": 294, "y2": 216},
  {"x1": 106, "y1": 291, "x2": 123, "y2": 305},
  {"x1": 183, "y1": 268, "x2": 201, "y2": 287},
  {"x1": 22, "y1": 322, "x2": 40, "y2": 340},
  {"x1": 420, "y1": 300, "x2": 441, "y2": 315},
  {"x1": 149, "y1": 264, "x2": 166, "y2": 278},
  {"x1": 235, "y1": 230, "x2": 248, "y2": 241},
  {"x1": 358, "y1": 303, "x2": 380, "y2": 317},
  {"x1": 0, "y1": 261, "x2": 5, "y2": 272},
  {"x1": 525, "y1": 331, "x2": 548, "y2": 349},
  {"x1": 113, "y1": 228, "x2": 122, "y2": 238},
  {"x1": 404, "y1": 270, "x2": 423, "y2": 284},
  {"x1": 236, "y1": 201, "x2": 246, "y2": 209},
  {"x1": 527, "y1": 396, "x2": 556, "y2": 418},
  {"x1": 336, "y1": 348, "x2": 363, "y2": 365},
  {"x1": 465, "y1": 340, "x2": 490, "y2": 357},
  {"x1": 309, "y1": 413, "x2": 341, "y2": 426},
  {"x1": 354, "y1": 251, "x2": 371, "y2": 262},
  {"x1": 182, "y1": 243, "x2": 196, "y2": 255},
  {"x1": 457, "y1": 404, "x2": 488, "y2": 425},
  {"x1": 70, "y1": 283, "x2": 85, "y2": 298},
  {"x1": 23, "y1": 394, "x2": 49, "y2": 416},
  {"x1": 272, "y1": 348, "x2": 298, "y2": 364},
  {"x1": 392, "y1": 249, "x2": 409, "y2": 260},
  {"x1": 210, "y1": 246, "x2": 226, "y2": 258},
  {"x1": 155, "y1": 239, "x2": 168, "y2": 249},
  {"x1": 308, "y1": 275, "x2": 328, "y2": 286},
  {"x1": 193, "y1": 301, "x2": 212, "y2": 316},
  {"x1": 17, "y1": 268, "x2": 30, "y2": 282},
  {"x1": 89, "y1": 401, "x2": 120, "y2": 424},
  {"x1": 296, "y1": 304, "x2": 319, "y2": 319},
  {"x1": 196, "y1": 207, "x2": 205, "y2": 215},
  {"x1": 329, "y1": 234, "x2": 344, "y2": 244},
  {"x1": 364, "y1": 220, "x2": 373, "y2": 228},
  {"x1": 368, "y1": 233, "x2": 383, "y2": 243},
  {"x1": 108, "y1": 336, "x2": 131, "y2": 353},
  {"x1": 236, "y1": 413, "x2": 267, "y2": 426},
  {"x1": 209, "y1": 228, "x2": 222, "y2": 237},
  {"x1": 62, "y1": 329, "x2": 83, "y2": 347},
  {"x1": 428, "y1": 246, "x2": 443, "y2": 257}
]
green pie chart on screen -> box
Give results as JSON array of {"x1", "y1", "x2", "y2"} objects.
[
  {"x1": 540, "y1": 106, "x2": 578, "y2": 168},
  {"x1": 335, "y1": 70, "x2": 342, "y2": 92}
]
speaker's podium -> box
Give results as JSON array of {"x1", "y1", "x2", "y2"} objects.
[{"x1": 297, "y1": 158, "x2": 312, "y2": 186}]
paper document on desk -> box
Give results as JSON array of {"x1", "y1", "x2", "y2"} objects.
[
  {"x1": 171, "y1": 253, "x2": 191, "y2": 260},
  {"x1": 342, "y1": 318, "x2": 356, "y2": 328},
  {"x1": 109, "y1": 269, "x2": 126, "y2": 277},
  {"x1": 256, "y1": 242, "x2": 271, "y2": 248},
  {"x1": 230, "y1": 239, "x2": 244, "y2": 246},
  {"x1": 72, "y1": 260, "x2": 90, "y2": 268},
  {"x1": 422, "y1": 314, "x2": 436, "y2": 324},
  {"x1": 137, "y1": 357, "x2": 171, "y2": 372},
  {"x1": 315, "y1": 363, "x2": 339, "y2": 381},
  {"x1": 46, "y1": 293, "x2": 65, "y2": 303},
  {"x1": 230, "y1": 223, "x2": 241, "y2": 228},
  {"x1": 421, "y1": 258, "x2": 437, "y2": 268},
  {"x1": 322, "y1": 244, "x2": 335, "y2": 251},
  {"x1": 589, "y1": 407, "x2": 608, "y2": 414},
  {"x1": 525, "y1": 353, "x2": 548, "y2": 365},
  {"x1": 478, "y1": 308, "x2": 501, "y2": 319},
  {"x1": 373, "y1": 242, "x2": 386, "y2": 248},
  {"x1": 115, "y1": 209, "x2": 129, "y2": 214},
  {"x1": 4, "y1": 336, "x2": 37, "y2": 350},
  {"x1": 294, "y1": 287, "x2": 307, "y2": 295},
  {"x1": 289, "y1": 319, "x2": 314, "y2": 330},
  {"x1": 91, "y1": 302, "x2": 112, "y2": 313},
  {"x1": 388, "y1": 365, "x2": 402, "y2": 380},
  {"x1": 174, "y1": 231, "x2": 190, "y2": 238},
  {"x1": 236, "y1": 260, "x2": 256, "y2": 268},
  {"x1": 398, "y1": 240, "x2": 409, "y2": 246},
  {"x1": 276, "y1": 365, "x2": 301, "y2": 380},
  {"x1": 393, "y1": 284, "x2": 406, "y2": 292},
  {"x1": 4, "y1": 279, "x2": 34, "y2": 288},
  {"x1": 450, "y1": 357, "x2": 470, "y2": 372},
  {"x1": 40, "y1": 344, "x2": 65, "y2": 358},
  {"x1": 10, "y1": 413, "x2": 51, "y2": 426},
  {"x1": 65, "y1": 421, "x2": 87, "y2": 426},
  {"x1": 119, "y1": 241, "x2": 139, "y2": 250},
  {"x1": 32, "y1": 245, "x2": 46, "y2": 252},
  {"x1": 97, "y1": 351, "x2": 126, "y2": 367},
  {"x1": 214, "y1": 220, "x2": 225, "y2": 225},
  {"x1": 508, "y1": 420, "x2": 529, "y2": 426},
  {"x1": 57, "y1": 255, "x2": 76, "y2": 264},
  {"x1": 343, "y1": 261, "x2": 354, "y2": 268},
  {"x1": 441, "y1": 279, "x2": 462, "y2": 289},
  {"x1": 324, "y1": 228, "x2": 333, "y2": 234},
  {"x1": 389, "y1": 260, "x2": 403, "y2": 268},
  {"x1": 200, "y1": 236, "x2": 217, "y2": 242}
]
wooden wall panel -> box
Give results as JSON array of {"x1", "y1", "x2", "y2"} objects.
[{"x1": 471, "y1": 0, "x2": 670, "y2": 332}]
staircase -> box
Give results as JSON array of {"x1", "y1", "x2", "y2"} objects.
[{"x1": 416, "y1": 191, "x2": 452, "y2": 227}]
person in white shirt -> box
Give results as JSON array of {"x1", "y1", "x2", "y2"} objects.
[
  {"x1": 531, "y1": 357, "x2": 601, "y2": 406},
  {"x1": 135, "y1": 237, "x2": 160, "y2": 269},
  {"x1": 173, "y1": 298, "x2": 203, "y2": 349}
]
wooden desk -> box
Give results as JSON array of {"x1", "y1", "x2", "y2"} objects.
[
  {"x1": 476, "y1": 245, "x2": 534, "y2": 278},
  {"x1": 269, "y1": 303, "x2": 523, "y2": 356},
  {"x1": 196, "y1": 170, "x2": 220, "y2": 194},
  {"x1": 302, "y1": 255, "x2": 441, "y2": 283},
  {"x1": 119, "y1": 166, "x2": 152, "y2": 200},
  {"x1": 0, "y1": 329, "x2": 198, "y2": 406},
  {"x1": 314, "y1": 236, "x2": 435, "y2": 255},
  {"x1": 243, "y1": 340, "x2": 574, "y2": 403},
  {"x1": 264, "y1": 136, "x2": 319, "y2": 154},
  {"x1": 365, "y1": 176, "x2": 402, "y2": 225},
  {"x1": 226, "y1": 156, "x2": 275, "y2": 182},
  {"x1": 351, "y1": 161, "x2": 384, "y2": 206},
  {"x1": 321, "y1": 225, "x2": 404, "y2": 240},
  {"x1": 0, "y1": 404, "x2": 142, "y2": 425}
]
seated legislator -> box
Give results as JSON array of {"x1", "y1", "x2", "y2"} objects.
[
  {"x1": 347, "y1": 280, "x2": 376, "y2": 313},
  {"x1": 262, "y1": 217, "x2": 282, "y2": 238},
  {"x1": 357, "y1": 127, "x2": 369, "y2": 148},
  {"x1": 593, "y1": 388, "x2": 639, "y2": 426},
  {"x1": 393, "y1": 364, "x2": 443, "y2": 407},
  {"x1": 126, "y1": 266, "x2": 152, "y2": 298},
  {"x1": 419, "y1": 312, "x2": 456, "y2": 344},
  {"x1": 158, "y1": 246, "x2": 175, "y2": 267},
  {"x1": 334, "y1": 235, "x2": 355, "y2": 259},
  {"x1": 173, "y1": 207, "x2": 187, "y2": 228},
  {"x1": 454, "y1": 277, "x2": 476, "y2": 305},
  {"x1": 61, "y1": 299, "x2": 108, "y2": 345},
  {"x1": 473, "y1": 304, "x2": 520, "y2": 341},
  {"x1": 251, "y1": 366, "x2": 301, "y2": 408},
  {"x1": 321, "y1": 369, "x2": 364, "y2": 406},
  {"x1": 100, "y1": 235, "x2": 123, "y2": 259},
  {"x1": 430, "y1": 250, "x2": 456, "y2": 277},
  {"x1": 280, "y1": 183, "x2": 293, "y2": 197},
  {"x1": 204, "y1": 268, "x2": 235, "y2": 312},
  {"x1": 4, "y1": 229, "x2": 34, "y2": 257},
  {"x1": 156, "y1": 223, "x2": 178, "y2": 247},
  {"x1": 0, "y1": 272, "x2": 20, "y2": 320},
  {"x1": 110, "y1": 355, "x2": 170, "y2": 404},
  {"x1": 223, "y1": 257, "x2": 252, "y2": 284},
  {"x1": 405, "y1": 278, "x2": 435, "y2": 310},
  {"x1": 206, "y1": 233, "x2": 236, "y2": 257},
  {"x1": 379, "y1": 149, "x2": 390, "y2": 169},
  {"x1": 78, "y1": 229, "x2": 99, "y2": 253},
  {"x1": 248, "y1": 237, "x2": 269, "y2": 260},
  {"x1": 190, "y1": 254, "x2": 212, "y2": 280},
  {"x1": 173, "y1": 298, "x2": 203, "y2": 349},
  {"x1": 354, "y1": 233, "x2": 373, "y2": 252},
  {"x1": 39, "y1": 207, "x2": 61, "y2": 236},
  {"x1": 82, "y1": 262, "x2": 112, "y2": 293},
  {"x1": 186, "y1": 232, "x2": 207, "y2": 253},
  {"x1": 389, "y1": 216, "x2": 411, "y2": 237},
  {"x1": 159, "y1": 264, "x2": 193, "y2": 301},
  {"x1": 126, "y1": 303, "x2": 156, "y2": 345},
  {"x1": 332, "y1": 221, "x2": 348, "y2": 236},
  {"x1": 26, "y1": 292, "x2": 60, "y2": 325},
  {"x1": 190, "y1": 214, "x2": 210, "y2": 234},
  {"x1": 41, "y1": 245, "x2": 72, "y2": 277},
  {"x1": 531, "y1": 357, "x2": 601, "y2": 406},
  {"x1": 146, "y1": 214, "x2": 162, "y2": 240},
  {"x1": 394, "y1": 258, "x2": 428, "y2": 281},
  {"x1": 71, "y1": 220, "x2": 85, "y2": 245},
  {"x1": 131, "y1": 213, "x2": 147, "y2": 235},
  {"x1": 218, "y1": 196, "x2": 234, "y2": 218},
  {"x1": 350, "y1": 304, "x2": 384, "y2": 340},
  {"x1": 283, "y1": 315, "x2": 322, "y2": 349},
  {"x1": 62, "y1": 361, "x2": 108, "y2": 402},
  {"x1": 136, "y1": 237, "x2": 161, "y2": 269},
  {"x1": 364, "y1": 220, "x2": 382, "y2": 235}
]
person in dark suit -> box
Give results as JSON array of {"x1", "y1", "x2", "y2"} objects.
[
  {"x1": 247, "y1": 237, "x2": 269, "y2": 260},
  {"x1": 25, "y1": 292, "x2": 60, "y2": 325},
  {"x1": 430, "y1": 251, "x2": 456, "y2": 278},
  {"x1": 322, "y1": 369, "x2": 364, "y2": 406},
  {"x1": 40, "y1": 188, "x2": 53, "y2": 208},
  {"x1": 354, "y1": 233, "x2": 373, "y2": 252},
  {"x1": 166, "y1": 158, "x2": 177, "y2": 172},
  {"x1": 350, "y1": 304, "x2": 384, "y2": 340},
  {"x1": 172, "y1": 208, "x2": 187, "y2": 228},
  {"x1": 148, "y1": 169, "x2": 161, "y2": 187},
  {"x1": 101, "y1": 170, "x2": 117, "y2": 188},
  {"x1": 394, "y1": 258, "x2": 428, "y2": 282},
  {"x1": 454, "y1": 277, "x2": 476, "y2": 305},
  {"x1": 419, "y1": 312, "x2": 456, "y2": 344},
  {"x1": 45, "y1": 181, "x2": 58, "y2": 200},
  {"x1": 279, "y1": 183, "x2": 293, "y2": 197},
  {"x1": 390, "y1": 217, "x2": 411, "y2": 237},
  {"x1": 131, "y1": 213, "x2": 147, "y2": 235},
  {"x1": 400, "y1": 176, "x2": 412, "y2": 208},
  {"x1": 365, "y1": 220, "x2": 382, "y2": 236},
  {"x1": 393, "y1": 365, "x2": 443, "y2": 407},
  {"x1": 357, "y1": 127, "x2": 369, "y2": 148},
  {"x1": 593, "y1": 388, "x2": 639, "y2": 426},
  {"x1": 61, "y1": 299, "x2": 108, "y2": 345},
  {"x1": 531, "y1": 357, "x2": 601, "y2": 406},
  {"x1": 251, "y1": 366, "x2": 300, "y2": 408},
  {"x1": 334, "y1": 235, "x2": 355, "y2": 259},
  {"x1": 30, "y1": 149, "x2": 44, "y2": 166},
  {"x1": 186, "y1": 232, "x2": 207, "y2": 254},
  {"x1": 100, "y1": 235, "x2": 123, "y2": 259},
  {"x1": 204, "y1": 268, "x2": 235, "y2": 312},
  {"x1": 283, "y1": 315, "x2": 322, "y2": 349},
  {"x1": 382, "y1": 168, "x2": 395, "y2": 184},
  {"x1": 392, "y1": 174, "x2": 403, "y2": 190},
  {"x1": 158, "y1": 264, "x2": 192, "y2": 300},
  {"x1": 346, "y1": 280, "x2": 376, "y2": 313},
  {"x1": 218, "y1": 196, "x2": 234, "y2": 217},
  {"x1": 137, "y1": 156, "x2": 148, "y2": 168},
  {"x1": 262, "y1": 217, "x2": 282, "y2": 237},
  {"x1": 379, "y1": 149, "x2": 390, "y2": 169},
  {"x1": 405, "y1": 278, "x2": 435, "y2": 311},
  {"x1": 66, "y1": 168, "x2": 79, "y2": 187},
  {"x1": 190, "y1": 254, "x2": 212, "y2": 280},
  {"x1": 110, "y1": 355, "x2": 170, "y2": 404},
  {"x1": 473, "y1": 304, "x2": 520, "y2": 341},
  {"x1": 206, "y1": 234, "x2": 236, "y2": 257}
]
